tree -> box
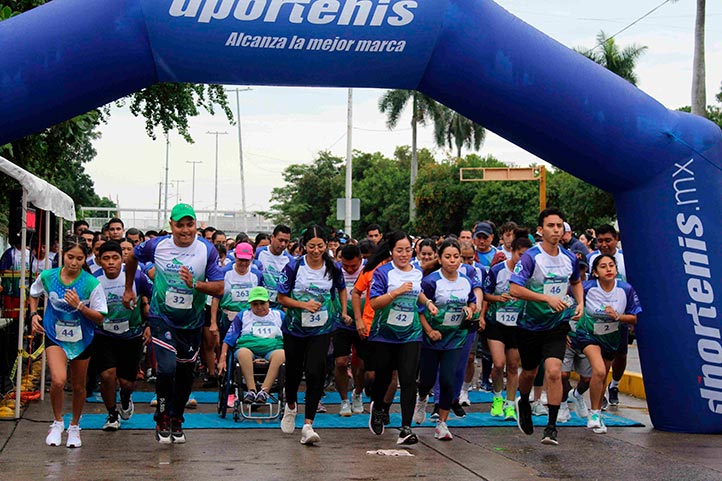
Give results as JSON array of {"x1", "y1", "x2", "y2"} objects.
[
  {"x1": 434, "y1": 106, "x2": 486, "y2": 160},
  {"x1": 547, "y1": 169, "x2": 616, "y2": 231},
  {"x1": 378, "y1": 90, "x2": 443, "y2": 221},
  {"x1": 576, "y1": 31, "x2": 647, "y2": 85}
]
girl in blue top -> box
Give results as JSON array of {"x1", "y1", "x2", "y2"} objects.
[
  {"x1": 29, "y1": 237, "x2": 107, "y2": 448},
  {"x1": 414, "y1": 239, "x2": 476, "y2": 441},
  {"x1": 366, "y1": 230, "x2": 438, "y2": 446},
  {"x1": 276, "y1": 225, "x2": 349, "y2": 446}
]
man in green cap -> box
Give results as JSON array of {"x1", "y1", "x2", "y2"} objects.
[
  {"x1": 218, "y1": 286, "x2": 286, "y2": 405},
  {"x1": 123, "y1": 203, "x2": 225, "y2": 444}
]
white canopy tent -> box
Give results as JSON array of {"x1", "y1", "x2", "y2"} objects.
[{"x1": 0, "y1": 156, "x2": 76, "y2": 419}]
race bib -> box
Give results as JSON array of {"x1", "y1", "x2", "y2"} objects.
[
  {"x1": 442, "y1": 309, "x2": 464, "y2": 327},
  {"x1": 103, "y1": 319, "x2": 130, "y2": 334},
  {"x1": 387, "y1": 308, "x2": 413, "y2": 327},
  {"x1": 543, "y1": 276, "x2": 568, "y2": 299},
  {"x1": 495, "y1": 308, "x2": 519, "y2": 327},
  {"x1": 252, "y1": 323, "x2": 275, "y2": 338},
  {"x1": 55, "y1": 321, "x2": 82, "y2": 343},
  {"x1": 301, "y1": 310, "x2": 328, "y2": 328},
  {"x1": 231, "y1": 288, "x2": 250, "y2": 302},
  {"x1": 593, "y1": 321, "x2": 619, "y2": 335},
  {"x1": 269, "y1": 290, "x2": 278, "y2": 302},
  {"x1": 165, "y1": 289, "x2": 192, "y2": 310}
]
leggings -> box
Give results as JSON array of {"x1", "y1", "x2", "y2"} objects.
[
  {"x1": 419, "y1": 348, "x2": 463, "y2": 411},
  {"x1": 434, "y1": 331, "x2": 477, "y2": 401},
  {"x1": 283, "y1": 333, "x2": 331, "y2": 422},
  {"x1": 369, "y1": 341, "x2": 421, "y2": 427}
]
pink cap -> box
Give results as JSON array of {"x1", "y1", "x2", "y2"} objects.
[{"x1": 234, "y1": 242, "x2": 254, "y2": 260}]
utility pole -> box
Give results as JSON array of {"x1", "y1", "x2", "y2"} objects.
[
  {"x1": 171, "y1": 179, "x2": 185, "y2": 202},
  {"x1": 186, "y1": 161, "x2": 202, "y2": 206},
  {"x1": 163, "y1": 134, "x2": 170, "y2": 222},
  {"x1": 344, "y1": 88, "x2": 353, "y2": 237},
  {"x1": 206, "y1": 131, "x2": 228, "y2": 226},
  {"x1": 157, "y1": 182, "x2": 162, "y2": 227},
  {"x1": 225, "y1": 87, "x2": 252, "y2": 232}
]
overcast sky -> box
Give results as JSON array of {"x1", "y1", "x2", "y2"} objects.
[{"x1": 87, "y1": 0, "x2": 722, "y2": 218}]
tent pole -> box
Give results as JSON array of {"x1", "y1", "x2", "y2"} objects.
[
  {"x1": 40, "y1": 211, "x2": 50, "y2": 401},
  {"x1": 14, "y1": 190, "x2": 28, "y2": 419}
]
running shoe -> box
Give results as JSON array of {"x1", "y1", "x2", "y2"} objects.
[
  {"x1": 150, "y1": 396, "x2": 158, "y2": 407},
  {"x1": 587, "y1": 412, "x2": 602, "y2": 430},
  {"x1": 608, "y1": 386, "x2": 620, "y2": 406},
  {"x1": 281, "y1": 404, "x2": 297, "y2": 433},
  {"x1": 227, "y1": 393, "x2": 237, "y2": 408},
  {"x1": 102, "y1": 411, "x2": 120, "y2": 431},
  {"x1": 146, "y1": 368, "x2": 156, "y2": 384},
  {"x1": 316, "y1": 401, "x2": 327, "y2": 413},
  {"x1": 601, "y1": 393, "x2": 609, "y2": 411},
  {"x1": 480, "y1": 380, "x2": 493, "y2": 392},
  {"x1": 351, "y1": 392, "x2": 364, "y2": 414},
  {"x1": 430, "y1": 404, "x2": 440, "y2": 420},
  {"x1": 413, "y1": 396, "x2": 428, "y2": 425},
  {"x1": 243, "y1": 391, "x2": 257, "y2": 404},
  {"x1": 593, "y1": 417, "x2": 608, "y2": 434},
  {"x1": 46, "y1": 420, "x2": 64, "y2": 447},
  {"x1": 396, "y1": 426, "x2": 418, "y2": 445},
  {"x1": 451, "y1": 401, "x2": 466, "y2": 418},
  {"x1": 185, "y1": 395, "x2": 198, "y2": 409},
  {"x1": 300, "y1": 424, "x2": 320, "y2": 445},
  {"x1": 339, "y1": 400, "x2": 352, "y2": 417},
  {"x1": 557, "y1": 403, "x2": 571, "y2": 423},
  {"x1": 434, "y1": 421, "x2": 453, "y2": 441},
  {"x1": 569, "y1": 388, "x2": 589, "y2": 419},
  {"x1": 531, "y1": 399, "x2": 548, "y2": 416},
  {"x1": 368, "y1": 401, "x2": 385, "y2": 435},
  {"x1": 202, "y1": 375, "x2": 218, "y2": 388},
  {"x1": 541, "y1": 426, "x2": 558, "y2": 446},
  {"x1": 515, "y1": 396, "x2": 534, "y2": 435},
  {"x1": 540, "y1": 391, "x2": 548, "y2": 405},
  {"x1": 503, "y1": 402, "x2": 517, "y2": 421},
  {"x1": 170, "y1": 418, "x2": 185, "y2": 444},
  {"x1": 383, "y1": 409, "x2": 391, "y2": 426},
  {"x1": 155, "y1": 416, "x2": 172, "y2": 444},
  {"x1": 490, "y1": 396, "x2": 504, "y2": 417},
  {"x1": 66, "y1": 425, "x2": 82, "y2": 448},
  {"x1": 119, "y1": 400, "x2": 134, "y2": 421},
  {"x1": 459, "y1": 383, "x2": 471, "y2": 407},
  {"x1": 255, "y1": 390, "x2": 268, "y2": 404}
]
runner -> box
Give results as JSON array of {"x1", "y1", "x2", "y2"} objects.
[
  {"x1": 277, "y1": 225, "x2": 349, "y2": 446},
  {"x1": 29, "y1": 237, "x2": 107, "y2": 448},
  {"x1": 255, "y1": 225, "x2": 293, "y2": 309},
  {"x1": 93, "y1": 241, "x2": 153, "y2": 431},
  {"x1": 414, "y1": 239, "x2": 476, "y2": 441},
  {"x1": 498, "y1": 222, "x2": 519, "y2": 260},
  {"x1": 510, "y1": 208, "x2": 584, "y2": 446},
  {"x1": 575, "y1": 254, "x2": 641, "y2": 433},
  {"x1": 483, "y1": 233, "x2": 532, "y2": 421},
  {"x1": 473, "y1": 222, "x2": 498, "y2": 269},
  {"x1": 333, "y1": 244, "x2": 366, "y2": 416},
  {"x1": 123, "y1": 203, "x2": 224, "y2": 444},
  {"x1": 366, "y1": 230, "x2": 438, "y2": 445},
  {"x1": 587, "y1": 224, "x2": 627, "y2": 407},
  {"x1": 365, "y1": 224, "x2": 382, "y2": 245},
  {"x1": 107, "y1": 218, "x2": 125, "y2": 241}
]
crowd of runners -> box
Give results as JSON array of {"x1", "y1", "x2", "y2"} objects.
[{"x1": 1, "y1": 203, "x2": 640, "y2": 448}]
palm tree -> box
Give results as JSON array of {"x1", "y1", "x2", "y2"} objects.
[
  {"x1": 691, "y1": 0, "x2": 706, "y2": 117},
  {"x1": 577, "y1": 31, "x2": 647, "y2": 86},
  {"x1": 434, "y1": 106, "x2": 486, "y2": 160},
  {"x1": 379, "y1": 90, "x2": 443, "y2": 221}
]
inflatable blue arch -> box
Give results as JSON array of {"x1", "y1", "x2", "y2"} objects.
[{"x1": 1, "y1": 0, "x2": 721, "y2": 433}]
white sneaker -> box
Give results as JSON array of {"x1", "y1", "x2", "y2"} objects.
[
  {"x1": 593, "y1": 417, "x2": 608, "y2": 434},
  {"x1": 540, "y1": 392, "x2": 548, "y2": 405},
  {"x1": 413, "y1": 396, "x2": 428, "y2": 425},
  {"x1": 119, "y1": 400, "x2": 134, "y2": 421},
  {"x1": 339, "y1": 400, "x2": 352, "y2": 417},
  {"x1": 351, "y1": 392, "x2": 364, "y2": 414},
  {"x1": 459, "y1": 388, "x2": 471, "y2": 407},
  {"x1": 66, "y1": 424, "x2": 82, "y2": 448},
  {"x1": 569, "y1": 388, "x2": 589, "y2": 419},
  {"x1": 587, "y1": 412, "x2": 602, "y2": 430},
  {"x1": 281, "y1": 404, "x2": 297, "y2": 433},
  {"x1": 434, "y1": 421, "x2": 453, "y2": 440},
  {"x1": 300, "y1": 424, "x2": 320, "y2": 445},
  {"x1": 45, "y1": 421, "x2": 64, "y2": 446},
  {"x1": 531, "y1": 399, "x2": 548, "y2": 416},
  {"x1": 557, "y1": 403, "x2": 571, "y2": 423}
]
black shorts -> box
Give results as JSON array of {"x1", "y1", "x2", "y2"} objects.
[
  {"x1": 485, "y1": 321, "x2": 518, "y2": 350},
  {"x1": 92, "y1": 334, "x2": 144, "y2": 381},
  {"x1": 517, "y1": 323, "x2": 570, "y2": 371},
  {"x1": 203, "y1": 305, "x2": 212, "y2": 328},
  {"x1": 332, "y1": 328, "x2": 366, "y2": 359},
  {"x1": 45, "y1": 336, "x2": 92, "y2": 360},
  {"x1": 616, "y1": 324, "x2": 629, "y2": 354}
]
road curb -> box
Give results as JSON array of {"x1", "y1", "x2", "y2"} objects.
[{"x1": 570, "y1": 371, "x2": 646, "y2": 399}]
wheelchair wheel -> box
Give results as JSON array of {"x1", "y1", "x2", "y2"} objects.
[{"x1": 218, "y1": 374, "x2": 228, "y2": 418}]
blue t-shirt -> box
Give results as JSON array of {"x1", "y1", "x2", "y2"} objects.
[
  {"x1": 421, "y1": 269, "x2": 476, "y2": 350},
  {"x1": 484, "y1": 261, "x2": 525, "y2": 328},
  {"x1": 368, "y1": 263, "x2": 423, "y2": 344}
]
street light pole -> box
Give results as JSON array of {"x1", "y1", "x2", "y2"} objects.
[
  {"x1": 172, "y1": 179, "x2": 185, "y2": 203},
  {"x1": 225, "y1": 87, "x2": 252, "y2": 233},
  {"x1": 186, "y1": 161, "x2": 202, "y2": 206},
  {"x1": 206, "y1": 131, "x2": 228, "y2": 226},
  {"x1": 163, "y1": 134, "x2": 170, "y2": 223},
  {"x1": 344, "y1": 88, "x2": 353, "y2": 237}
]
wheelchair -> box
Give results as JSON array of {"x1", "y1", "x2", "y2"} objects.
[{"x1": 217, "y1": 347, "x2": 285, "y2": 421}]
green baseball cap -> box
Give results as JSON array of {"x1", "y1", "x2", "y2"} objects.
[
  {"x1": 170, "y1": 203, "x2": 196, "y2": 222},
  {"x1": 248, "y1": 286, "x2": 270, "y2": 303}
]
